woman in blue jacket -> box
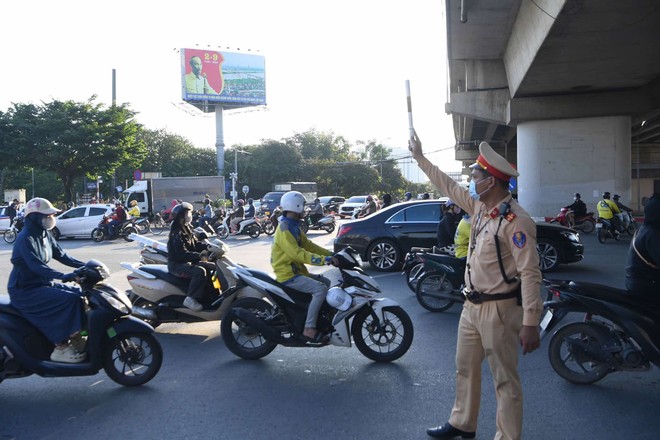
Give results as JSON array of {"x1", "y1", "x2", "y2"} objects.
[{"x1": 8, "y1": 198, "x2": 86, "y2": 363}]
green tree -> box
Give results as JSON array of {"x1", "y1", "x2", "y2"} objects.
[{"x1": 1, "y1": 97, "x2": 146, "y2": 202}]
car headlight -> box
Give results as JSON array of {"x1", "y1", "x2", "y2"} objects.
[{"x1": 560, "y1": 231, "x2": 580, "y2": 242}]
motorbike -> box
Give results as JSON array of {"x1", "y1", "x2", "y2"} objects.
[
  {"x1": 122, "y1": 233, "x2": 264, "y2": 327},
  {"x1": 549, "y1": 208, "x2": 595, "y2": 233},
  {"x1": 540, "y1": 279, "x2": 660, "y2": 385},
  {"x1": 300, "y1": 211, "x2": 335, "y2": 234},
  {"x1": 401, "y1": 245, "x2": 455, "y2": 293},
  {"x1": 215, "y1": 209, "x2": 261, "y2": 239},
  {"x1": 134, "y1": 217, "x2": 151, "y2": 235},
  {"x1": 254, "y1": 213, "x2": 276, "y2": 236},
  {"x1": 414, "y1": 252, "x2": 467, "y2": 312},
  {"x1": 323, "y1": 202, "x2": 342, "y2": 216},
  {"x1": 3, "y1": 213, "x2": 24, "y2": 244},
  {"x1": 618, "y1": 210, "x2": 637, "y2": 236},
  {"x1": 220, "y1": 247, "x2": 414, "y2": 362},
  {"x1": 0, "y1": 260, "x2": 162, "y2": 387},
  {"x1": 595, "y1": 217, "x2": 620, "y2": 244},
  {"x1": 268, "y1": 207, "x2": 282, "y2": 231},
  {"x1": 91, "y1": 216, "x2": 138, "y2": 242}
]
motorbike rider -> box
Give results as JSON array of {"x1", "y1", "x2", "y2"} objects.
[
  {"x1": 7, "y1": 198, "x2": 87, "y2": 363},
  {"x1": 358, "y1": 195, "x2": 378, "y2": 218},
  {"x1": 244, "y1": 198, "x2": 256, "y2": 219},
  {"x1": 612, "y1": 194, "x2": 633, "y2": 226},
  {"x1": 127, "y1": 200, "x2": 141, "y2": 218},
  {"x1": 624, "y1": 193, "x2": 659, "y2": 309},
  {"x1": 167, "y1": 202, "x2": 216, "y2": 312},
  {"x1": 597, "y1": 191, "x2": 622, "y2": 234},
  {"x1": 563, "y1": 193, "x2": 587, "y2": 227},
  {"x1": 437, "y1": 199, "x2": 462, "y2": 249},
  {"x1": 380, "y1": 193, "x2": 393, "y2": 209},
  {"x1": 404, "y1": 191, "x2": 413, "y2": 202},
  {"x1": 199, "y1": 198, "x2": 214, "y2": 228},
  {"x1": 308, "y1": 198, "x2": 324, "y2": 224},
  {"x1": 230, "y1": 199, "x2": 245, "y2": 234},
  {"x1": 271, "y1": 191, "x2": 334, "y2": 343},
  {"x1": 108, "y1": 200, "x2": 127, "y2": 238},
  {"x1": 454, "y1": 214, "x2": 472, "y2": 260}
]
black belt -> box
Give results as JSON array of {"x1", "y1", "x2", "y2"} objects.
[{"x1": 462, "y1": 287, "x2": 521, "y2": 305}]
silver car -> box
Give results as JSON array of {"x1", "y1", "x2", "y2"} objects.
[{"x1": 53, "y1": 204, "x2": 114, "y2": 239}]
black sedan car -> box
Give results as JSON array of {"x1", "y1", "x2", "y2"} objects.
[{"x1": 333, "y1": 200, "x2": 583, "y2": 272}]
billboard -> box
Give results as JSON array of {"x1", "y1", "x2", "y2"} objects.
[{"x1": 180, "y1": 48, "x2": 266, "y2": 109}]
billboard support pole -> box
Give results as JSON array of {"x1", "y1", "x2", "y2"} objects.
[{"x1": 215, "y1": 105, "x2": 225, "y2": 180}]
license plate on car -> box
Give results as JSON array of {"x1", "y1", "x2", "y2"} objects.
[
  {"x1": 539, "y1": 309, "x2": 553, "y2": 330},
  {"x1": 595, "y1": 223, "x2": 602, "y2": 228}
]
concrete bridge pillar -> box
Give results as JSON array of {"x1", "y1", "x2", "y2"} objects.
[{"x1": 517, "y1": 116, "x2": 631, "y2": 219}]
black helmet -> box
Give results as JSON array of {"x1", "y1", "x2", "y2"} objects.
[
  {"x1": 404, "y1": 192, "x2": 412, "y2": 200},
  {"x1": 603, "y1": 192, "x2": 611, "y2": 199},
  {"x1": 248, "y1": 198, "x2": 253, "y2": 204},
  {"x1": 171, "y1": 202, "x2": 193, "y2": 219},
  {"x1": 203, "y1": 198, "x2": 211, "y2": 205},
  {"x1": 574, "y1": 193, "x2": 581, "y2": 199},
  {"x1": 613, "y1": 194, "x2": 620, "y2": 201},
  {"x1": 644, "y1": 193, "x2": 660, "y2": 227}
]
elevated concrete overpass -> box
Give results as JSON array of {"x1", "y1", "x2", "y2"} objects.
[{"x1": 444, "y1": 0, "x2": 660, "y2": 216}]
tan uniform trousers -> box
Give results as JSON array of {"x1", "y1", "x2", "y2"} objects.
[{"x1": 448, "y1": 297, "x2": 524, "y2": 440}]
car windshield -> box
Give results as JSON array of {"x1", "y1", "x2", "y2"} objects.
[
  {"x1": 346, "y1": 196, "x2": 366, "y2": 204},
  {"x1": 261, "y1": 193, "x2": 283, "y2": 202},
  {"x1": 318, "y1": 197, "x2": 332, "y2": 204}
]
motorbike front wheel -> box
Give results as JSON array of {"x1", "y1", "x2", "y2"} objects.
[
  {"x1": 103, "y1": 332, "x2": 163, "y2": 387},
  {"x1": 247, "y1": 225, "x2": 261, "y2": 239},
  {"x1": 263, "y1": 220, "x2": 276, "y2": 235},
  {"x1": 415, "y1": 272, "x2": 457, "y2": 312},
  {"x1": 135, "y1": 220, "x2": 150, "y2": 235},
  {"x1": 579, "y1": 220, "x2": 595, "y2": 234},
  {"x1": 221, "y1": 297, "x2": 277, "y2": 360},
  {"x1": 548, "y1": 322, "x2": 611, "y2": 385},
  {"x1": 351, "y1": 305, "x2": 414, "y2": 362},
  {"x1": 405, "y1": 262, "x2": 424, "y2": 293},
  {"x1": 3, "y1": 229, "x2": 16, "y2": 244},
  {"x1": 91, "y1": 228, "x2": 106, "y2": 242},
  {"x1": 217, "y1": 225, "x2": 229, "y2": 239},
  {"x1": 626, "y1": 222, "x2": 637, "y2": 236}
]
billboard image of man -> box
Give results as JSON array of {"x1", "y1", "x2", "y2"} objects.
[{"x1": 185, "y1": 56, "x2": 218, "y2": 95}]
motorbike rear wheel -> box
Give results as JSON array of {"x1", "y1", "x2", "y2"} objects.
[
  {"x1": 221, "y1": 297, "x2": 277, "y2": 360},
  {"x1": 3, "y1": 229, "x2": 16, "y2": 244},
  {"x1": 579, "y1": 219, "x2": 595, "y2": 234},
  {"x1": 103, "y1": 332, "x2": 163, "y2": 387},
  {"x1": 415, "y1": 272, "x2": 457, "y2": 312},
  {"x1": 351, "y1": 305, "x2": 414, "y2": 362},
  {"x1": 597, "y1": 226, "x2": 607, "y2": 244},
  {"x1": 548, "y1": 322, "x2": 611, "y2": 385},
  {"x1": 324, "y1": 223, "x2": 335, "y2": 234},
  {"x1": 91, "y1": 228, "x2": 106, "y2": 242}
]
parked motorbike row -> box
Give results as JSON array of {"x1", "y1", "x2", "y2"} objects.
[{"x1": 403, "y1": 244, "x2": 659, "y2": 384}]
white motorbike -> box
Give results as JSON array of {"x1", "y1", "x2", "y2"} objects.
[
  {"x1": 221, "y1": 247, "x2": 414, "y2": 362},
  {"x1": 121, "y1": 233, "x2": 263, "y2": 327},
  {"x1": 215, "y1": 209, "x2": 261, "y2": 239}
]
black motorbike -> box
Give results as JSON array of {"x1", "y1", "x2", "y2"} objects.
[
  {"x1": 414, "y1": 252, "x2": 466, "y2": 312},
  {"x1": 3, "y1": 214, "x2": 24, "y2": 244},
  {"x1": 595, "y1": 217, "x2": 620, "y2": 244},
  {"x1": 91, "y1": 216, "x2": 138, "y2": 242},
  {"x1": 540, "y1": 279, "x2": 659, "y2": 384},
  {"x1": 0, "y1": 260, "x2": 163, "y2": 387}
]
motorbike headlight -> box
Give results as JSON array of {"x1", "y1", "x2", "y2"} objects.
[{"x1": 100, "y1": 290, "x2": 130, "y2": 314}]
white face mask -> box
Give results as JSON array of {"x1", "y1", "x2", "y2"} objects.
[
  {"x1": 42, "y1": 216, "x2": 56, "y2": 230},
  {"x1": 184, "y1": 212, "x2": 193, "y2": 224}
]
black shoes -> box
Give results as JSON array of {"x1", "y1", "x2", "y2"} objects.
[{"x1": 427, "y1": 422, "x2": 476, "y2": 439}]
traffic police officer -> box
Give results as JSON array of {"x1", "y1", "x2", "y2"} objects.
[{"x1": 410, "y1": 133, "x2": 543, "y2": 440}]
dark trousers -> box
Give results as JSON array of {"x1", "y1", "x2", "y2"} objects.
[{"x1": 169, "y1": 261, "x2": 216, "y2": 299}]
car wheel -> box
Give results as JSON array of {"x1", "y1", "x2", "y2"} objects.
[
  {"x1": 51, "y1": 227, "x2": 61, "y2": 240},
  {"x1": 367, "y1": 239, "x2": 401, "y2": 272},
  {"x1": 537, "y1": 238, "x2": 560, "y2": 272}
]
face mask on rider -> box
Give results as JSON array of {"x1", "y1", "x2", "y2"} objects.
[
  {"x1": 42, "y1": 215, "x2": 56, "y2": 230},
  {"x1": 184, "y1": 212, "x2": 193, "y2": 224},
  {"x1": 468, "y1": 176, "x2": 492, "y2": 201}
]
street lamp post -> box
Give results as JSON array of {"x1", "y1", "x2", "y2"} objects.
[{"x1": 231, "y1": 149, "x2": 251, "y2": 205}]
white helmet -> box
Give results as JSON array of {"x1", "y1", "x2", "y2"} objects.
[
  {"x1": 280, "y1": 191, "x2": 306, "y2": 214},
  {"x1": 24, "y1": 197, "x2": 59, "y2": 217},
  {"x1": 326, "y1": 287, "x2": 352, "y2": 311}
]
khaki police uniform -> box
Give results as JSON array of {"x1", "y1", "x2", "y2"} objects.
[{"x1": 415, "y1": 142, "x2": 543, "y2": 440}]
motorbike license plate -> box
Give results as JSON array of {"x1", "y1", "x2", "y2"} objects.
[
  {"x1": 539, "y1": 309, "x2": 553, "y2": 330},
  {"x1": 595, "y1": 223, "x2": 602, "y2": 229}
]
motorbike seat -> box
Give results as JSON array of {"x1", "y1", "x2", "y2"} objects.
[
  {"x1": 140, "y1": 264, "x2": 191, "y2": 291},
  {"x1": 567, "y1": 281, "x2": 645, "y2": 308},
  {"x1": 244, "y1": 269, "x2": 312, "y2": 299}
]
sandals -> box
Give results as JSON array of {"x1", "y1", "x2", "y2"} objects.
[
  {"x1": 50, "y1": 344, "x2": 86, "y2": 363},
  {"x1": 301, "y1": 332, "x2": 330, "y2": 344}
]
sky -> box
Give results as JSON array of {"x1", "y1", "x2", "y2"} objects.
[{"x1": 0, "y1": 0, "x2": 460, "y2": 173}]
